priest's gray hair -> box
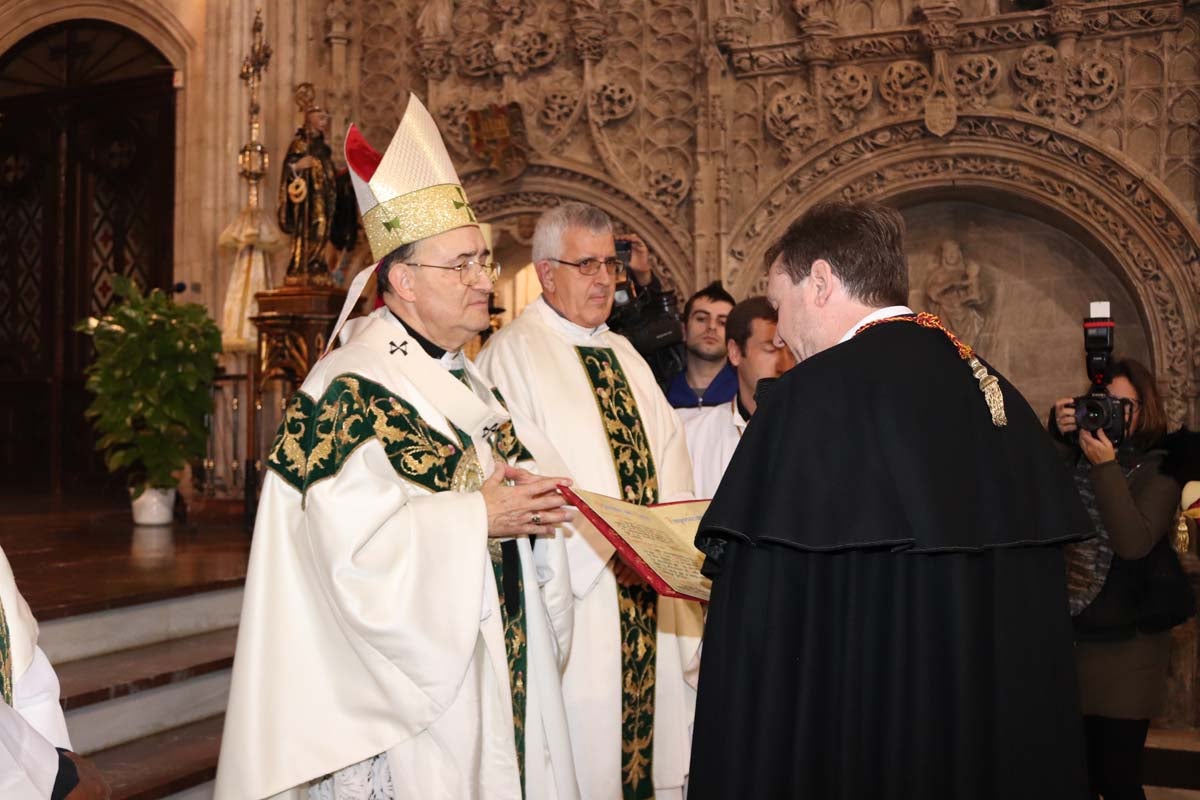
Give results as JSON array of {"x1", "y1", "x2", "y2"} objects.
[{"x1": 531, "y1": 202, "x2": 613, "y2": 263}]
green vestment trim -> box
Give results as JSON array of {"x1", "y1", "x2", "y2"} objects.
[
  {"x1": 265, "y1": 373, "x2": 530, "y2": 495},
  {"x1": 454, "y1": 370, "x2": 531, "y2": 794},
  {"x1": 0, "y1": 597, "x2": 11, "y2": 706},
  {"x1": 575, "y1": 346, "x2": 658, "y2": 800},
  {"x1": 491, "y1": 545, "x2": 528, "y2": 797}
]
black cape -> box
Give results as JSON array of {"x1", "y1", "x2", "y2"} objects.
[{"x1": 690, "y1": 321, "x2": 1092, "y2": 800}]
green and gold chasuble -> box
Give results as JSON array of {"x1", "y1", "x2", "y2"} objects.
[
  {"x1": 266, "y1": 371, "x2": 531, "y2": 790},
  {"x1": 576, "y1": 346, "x2": 659, "y2": 800}
]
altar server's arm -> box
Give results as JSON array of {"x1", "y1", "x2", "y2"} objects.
[
  {"x1": 0, "y1": 698, "x2": 59, "y2": 799},
  {"x1": 0, "y1": 700, "x2": 107, "y2": 800},
  {"x1": 14, "y1": 646, "x2": 71, "y2": 750}
]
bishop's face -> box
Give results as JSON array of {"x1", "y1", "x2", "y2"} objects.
[
  {"x1": 766, "y1": 260, "x2": 821, "y2": 364},
  {"x1": 540, "y1": 226, "x2": 617, "y2": 329},
  {"x1": 393, "y1": 225, "x2": 494, "y2": 351}
]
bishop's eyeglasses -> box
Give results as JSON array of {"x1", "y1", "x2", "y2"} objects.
[
  {"x1": 547, "y1": 256, "x2": 627, "y2": 277},
  {"x1": 403, "y1": 258, "x2": 501, "y2": 285}
]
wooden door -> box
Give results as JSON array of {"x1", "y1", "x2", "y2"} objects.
[{"x1": 0, "y1": 21, "x2": 175, "y2": 494}]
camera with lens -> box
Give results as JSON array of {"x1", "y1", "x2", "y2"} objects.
[
  {"x1": 1071, "y1": 301, "x2": 1128, "y2": 445},
  {"x1": 607, "y1": 238, "x2": 683, "y2": 358}
]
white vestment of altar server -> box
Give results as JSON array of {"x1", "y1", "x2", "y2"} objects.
[
  {"x1": 477, "y1": 296, "x2": 705, "y2": 800},
  {"x1": 683, "y1": 398, "x2": 748, "y2": 499},
  {"x1": 215, "y1": 308, "x2": 578, "y2": 800}
]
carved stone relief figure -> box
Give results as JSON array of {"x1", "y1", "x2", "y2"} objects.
[{"x1": 924, "y1": 238, "x2": 988, "y2": 345}]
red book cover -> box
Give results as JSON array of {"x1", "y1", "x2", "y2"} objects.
[{"x1": 559, "y1": 485, "x2": 710, "y2": 602}]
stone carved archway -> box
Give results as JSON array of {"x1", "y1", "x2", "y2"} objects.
[
  {"x1": 464, "y1": 164, "x2": 697, "y2": 298},
  {"x1": 728, "y1": 112, "x2": 1200, "y2": 427}
]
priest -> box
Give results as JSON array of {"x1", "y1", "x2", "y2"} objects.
[
  {"x1": 477, "y1": 202, "x2": 704, "y2": 800},
  {"x1": 0, "y1": 543, "x2": 105, "y2": 800},
  {"x1": 215, "y1": 96, "x2": 580, "y2": 800},
  {"x1": 690, "y1": 201, "x2": 1092, "y2": 799}
]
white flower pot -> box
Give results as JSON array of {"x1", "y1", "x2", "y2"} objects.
[{"x1": 130, "y1": 487, "x2": 176, "y2": 526}]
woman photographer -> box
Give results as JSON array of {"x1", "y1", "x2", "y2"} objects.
[{"x1": 1050, "y1": 358, "x2": 1193, "y2": 800}]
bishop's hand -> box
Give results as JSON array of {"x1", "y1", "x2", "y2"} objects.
[{"x1": 482, "y1": 465, "x2": 574, "y2": 537}]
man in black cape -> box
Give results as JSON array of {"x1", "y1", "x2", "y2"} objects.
[{"x1": 689, "y1": 201, "x2": 1092, "y2": 799}]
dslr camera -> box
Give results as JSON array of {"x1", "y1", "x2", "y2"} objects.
[
  {"x1": 607, "y1": 238, "x2": 683, "y2": 357},
  {"x1": 1071, "y1": 301, "x2": 1129, "y2": 445}
]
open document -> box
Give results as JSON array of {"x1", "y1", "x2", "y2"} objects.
[{"x1": 559, "y1": 486, "x2": 712, "y2": 602}]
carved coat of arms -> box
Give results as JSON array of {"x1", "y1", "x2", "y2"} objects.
[{"x1": 467, "y1": 103, "x2": 530, "y2": 182}]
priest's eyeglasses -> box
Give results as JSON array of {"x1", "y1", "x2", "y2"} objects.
[
  {"x1": 404, "y1": 258, "x2": 501, "y2": 285},
  {"x1": 548, "y1": 256, "x2": 627, "y2": 277}
]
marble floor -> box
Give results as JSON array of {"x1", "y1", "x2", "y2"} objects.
[{"x1": 0, "y1": 497, "x2": 249, "y2": 619}]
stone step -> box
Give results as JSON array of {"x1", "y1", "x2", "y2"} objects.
[
  {"x1": 57, "y1": 627, "x2": 237, "y2": 711},
  {"x1": 90, "y1": 714, "x2": 223, "y2": 800},
  {"x1": 163, "y1": 784, "x2": 213, "y2": 800},
  {"x1": 1147, "y1": 727, "x2": 1200, "y2": 791},
  {"x1": 57, "y1": 627, "x2": 235, "y2": 754},
  {"x1": 66, "y1": 665, "x2": 230, "y2": 755},
  {"x1": 40, "y1": 587, "x2": 243, "y2": 663}
]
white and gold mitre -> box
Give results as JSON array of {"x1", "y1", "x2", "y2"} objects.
[{"x1": 344, "y1": 95, "x2": 477, "y2": 262}]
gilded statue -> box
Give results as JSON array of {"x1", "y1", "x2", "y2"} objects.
[{"x1": 279, "y1": 85, "x2": 337, "y2": 286}]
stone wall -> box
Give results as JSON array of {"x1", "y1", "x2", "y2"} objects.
[
  {"x1": 903, "y1": 200, "x2": 1150, "y2": 418},
  {"x1": 7, "y1": 0, "x2": 1193, "y2": 426}
]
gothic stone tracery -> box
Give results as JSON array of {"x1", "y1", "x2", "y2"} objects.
[{"x1": 345, "y1": 0, "x2": 1198, "y2": 426}]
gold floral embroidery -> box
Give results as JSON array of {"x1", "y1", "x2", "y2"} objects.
[
  {"x1": 267, "y1": 392, "x2": 316, "y2": 491},
  {"x1": 575, "y1": 348, "x2": 660, "y2": 506},
  {"x1": 618, "y1": 583, "x2": 656, "y2": 799},
  {"x1": 575, "y1": 346, "x2": 658, "y2": 800},
  {"x1": 267, "y1": 373, "x2": 467, "y2": 495}
]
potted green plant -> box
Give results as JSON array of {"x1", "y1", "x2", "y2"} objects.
[{"x1": 76, "y1": 275, "x2": 222, "y2": 524}]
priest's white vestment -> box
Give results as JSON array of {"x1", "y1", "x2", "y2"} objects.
[
  {"x1": 477, "y1": 297, "x2": 705, "y2": 800},
  {"x1": 215, "y1": 308, "x2": 578, "y2": 800},
  {"x1": 0, "y1": 544, "x2": 72, "y2": 800},
  {"x1": 682, "y1": 398, "x2": 747, "y2": 499}
]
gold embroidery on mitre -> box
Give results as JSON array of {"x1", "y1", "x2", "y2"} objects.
[{"x1": 361, "y1": 183, "x2": 478, "y2": 261}]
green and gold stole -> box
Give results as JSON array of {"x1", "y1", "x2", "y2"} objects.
[
  {"x1": 267, "y1": 370, "x2": 531, "y2": 793},
  {"x1": 576, "y1": 346, "x2": 658, "y2": 800},
  {"x1": 454, "y1": 370, "x2": 530, "y2": 797}
]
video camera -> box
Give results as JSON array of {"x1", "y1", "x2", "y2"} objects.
[
  {"x1": 1072, "y1": 301, "x2": 1129, "y2": 445},
  {"x1": 607, "y1": 238, "x2": 683, "y2": 357}
]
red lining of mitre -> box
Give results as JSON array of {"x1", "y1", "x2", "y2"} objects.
[{"x1": 344, "y1": 124, "x2": 382, "y2": 180}]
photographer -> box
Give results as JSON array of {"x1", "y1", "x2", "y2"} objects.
[
  {"x1": 607, "y1": 233, "x2": 685, "y2": 386},
  {"x1": 1050, "y1": 358, "x2": 1195, "y2": 800}
]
